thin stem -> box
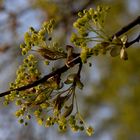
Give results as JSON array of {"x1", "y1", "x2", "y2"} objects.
[
  {"x1": 86, "y1": 39, "x2": 103, "y2": 42},
  {"x1": 88, "y1": 26, "x2": 107, "y2": 40},
  {"x1": 99, "y1": 28, "x2": 109, "y2": 37},
  {"x1": 51, "y1": 86, "x2": 72, "y2": 97},
  {"x1": 74, "y1": 91, "x2": 79, "y2": 113},
  {"x1": 77, "y1": 112, "x2": 88, "y2": 128}
]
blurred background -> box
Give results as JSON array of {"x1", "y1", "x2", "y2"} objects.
[{"x1": 0, "y1": 0, "x2": 140, "y2": 140}]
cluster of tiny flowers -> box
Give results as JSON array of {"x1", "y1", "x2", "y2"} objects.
[
  {"x1": 3, "y1": 54, "x2": 42, "y2": 126},
  {"x1": 1, "y1": 3, "x2": 131, "y2": 136},
  {"x1": 71, "y1": 6, "x2": 111, "y2": 63},
  {"x1": 20, "y1": 19, "x2": 65, "y2": 60},
  {"x1": 4, "y1": 68, "x2": 94, "y2": 135},
  {"x1": 3, "y1": 15, "x2": 95, "y2": 136},
  {"x1": 71, "y1": 6, "x2": 129, "y2": 63},
  {"x1": 5, "y1": 54, "x2": 40, "y2": 101},
  {"x1": 4, "y1": 54, "x2": 40, "y2": 104}
]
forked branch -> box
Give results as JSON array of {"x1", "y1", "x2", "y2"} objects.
[{"x1": 0, "y1": 16, "x2": 140, "y2": 97}]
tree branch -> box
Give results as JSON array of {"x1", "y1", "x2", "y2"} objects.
[
  {"x1": 126, "y1": 33, "x2": 140, "y2": 48},
  {"x1": 0, "y1": 16, "x2": 140, "y2": 97},
  {"x1": 71, "y1": 0, "x2": 93, "y2": 16},
  {"x1": 0, "y1": 56, "x2": 81, "y2": 97},
  {"x1": 112, "y1": 16, "x2": 140, "y2": 38}
]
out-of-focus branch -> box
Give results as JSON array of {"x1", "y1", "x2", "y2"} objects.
[
  {"x1": 0, "y1": 44, "x2": 9, "y2": 52},
  {"x1": 71, "y1": 0, "x2": 93, "y2": 16},
  {"x1": 0, "y1": 7, "x2": 32, "y2": 28}
]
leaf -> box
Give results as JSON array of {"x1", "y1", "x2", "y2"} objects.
[
  {"x1": 62, "y1": 104, "x2": 73, "y2": 118},
  {"x1": 110, "y1": 45, "x2": 121, "y2": 57},
  {"x1": 64, "y1": 79, "x2": 73, "y2": 84},
  {"x1": 121, "y1": 35, "x2": 128, "y2": 45},
  {"x1": 34, "y1": 93, "x2": 47, "y2": 104},
  {"x1": 120, "y1": 47, "x2": 128, "y2": 60},
  {"x1": 76, "y1": 79, "x2": 84, "y2": 90},
  {"x1": 64, "y1": 74, "x2": 77, "y2": 84},
  {"x1": 38, "y1": 48, "x2": 66, "y2": 60},
  {"x1": 54, "y1": 94, "x2": 71, "y2": 111}
]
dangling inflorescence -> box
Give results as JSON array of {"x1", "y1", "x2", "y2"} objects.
[{"x1": 3, "y1": 18, "x2": 94, "y2": 136}]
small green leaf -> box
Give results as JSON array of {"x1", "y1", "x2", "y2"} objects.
[
  {"x1": 54, "y1": 94, "x2": 71, "y2": 111},
  {"x1": 110, "y1": 46, "x2": 121, "y2": 57},
  {"x1": 64, "y1": 74, "x2": 77, "y2": 84},
  {"x1": 64, "y1": 79, "x2": 73, "y2": 84},
  {"x1": 101, "y1": 42, "x2": 110, "y2": 48},
  {"x1": 62, "y1": 104, "x2": 73, "y2": 118},
  {"x1": 38, "y1": 48, "x2": 66, "y2": 60},
  {"x1": 120, "y1": 47, "x2": 128, "y2": 60},
  {"x1": 76, "y1": 79, "x2": 84, "y2": 90},
  {"x1": 121, "y1": 35, "x2": 128, "y2": 45}
]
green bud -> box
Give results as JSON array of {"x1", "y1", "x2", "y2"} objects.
[
  {"x1": 19, "y1": 119, "x2": 24, "y2": 124},
  {"x1": 24, "y1": 122, "x2": 28, "y2": 126},
  {"x1": 15, "y1": 100, "x2": 22, "y2": 106},
  {"x1": 26, "y1": 115, "x2": 31, "y2": 120},
  {"x1": 37, "y1": 118, "x2": 43, "y2": 125},
  {"x1": 64, "y1": 74, "x2": 77, "y2": 84},
  {"x1": 76, "y1": 79, "x2": 84, "y2": 90},
  {"x1": 86, "y1": 126, "x2": 94, "y2": 136}
]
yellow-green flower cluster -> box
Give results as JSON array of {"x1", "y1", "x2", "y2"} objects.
[
  {"x1": 20, "y1": 19, "x2": 66, "y2": 63},
  {"x1": 20, "y1": 19, "x2": 56, "y2": 56},
  {"x1": 3, "y1": 17, "x2": 95, "y2": 136},
  {"x1": 4, "y1": 54, "x2": 40, "y2": 103},
  {"x1": 71, "y1": 6, "x2": 109, "y2": 43},
  {"x1": 15, "y1": 54, "x2": 40, "y2": 86},
  {"x1": 71, "y1": 6, "x2": 110, "y2": 63},
  {"x1": 5, "y1": 71, "x2": 94, "y2": 136}
]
